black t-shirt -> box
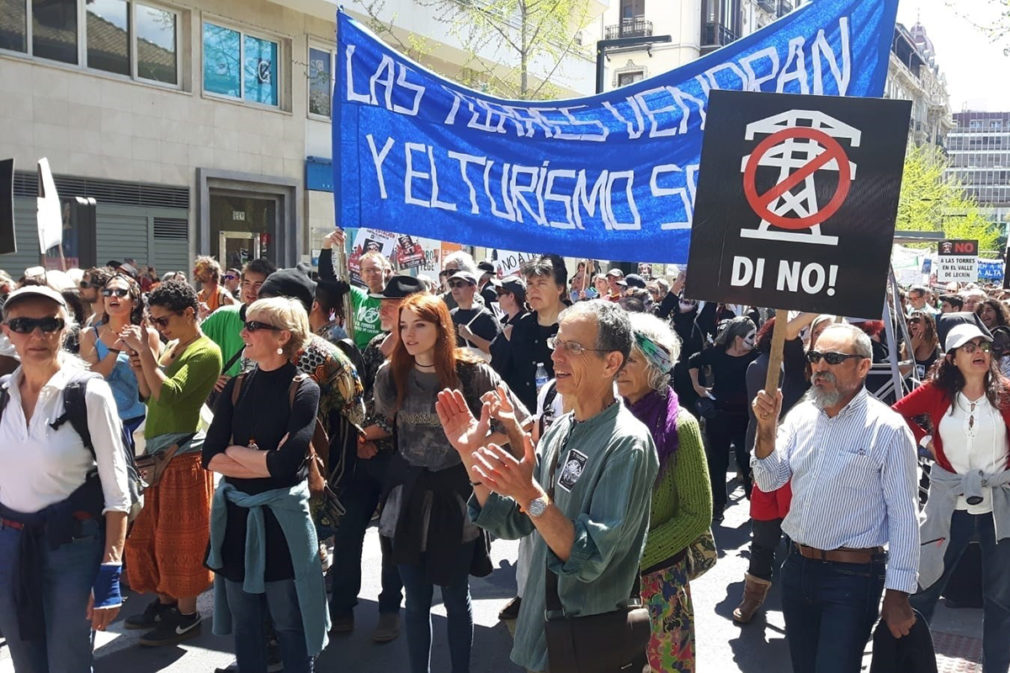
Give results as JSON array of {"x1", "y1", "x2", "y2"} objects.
[
  {"x1": 203, "y1": 363, "x2": 321, "y2": 582},
  {"x1": 688, "y1": 347, "x2": 759, "y2": 414},
  {"x1": 489, "y1": 311, "x2": 558, "y2": 413},
  {"x1": 451, "y1": 306, "x2": 501, "y2": 347}
]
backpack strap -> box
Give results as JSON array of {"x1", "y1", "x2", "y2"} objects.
[
  {"x1": 51, "y1": 373, "x2": 100, "y2": 459},
  {"x1": 231, "y1": 373, "x2": 248, "y2": 406},
  {"x1": 288, "y1": 372, "x2": 310, "y2": 407},
  {"x1": 0, "y1": 374, "x2": 11, "y2": 421}
]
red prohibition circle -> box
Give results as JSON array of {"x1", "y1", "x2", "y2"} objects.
[{"x1": 742, "y1": 126, "x2": 852, "y2": 231}]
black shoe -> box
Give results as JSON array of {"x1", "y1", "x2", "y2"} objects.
[
  {"x1": 498, "y1": 596, "x2": 522, "y2": 621},
  {"x1": 124, "y1": 598, "x2": 176, "y2": 630},
  {"x1": 266, "y1": 639, "x2": 284, "y2": 672},
  {"x1": 138, "y1": 608, "x2": 202, "y2": 647}
]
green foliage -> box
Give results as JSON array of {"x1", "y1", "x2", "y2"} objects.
[{"x1": 896, "y1": 144, "x2": 1000, "y2": 252}]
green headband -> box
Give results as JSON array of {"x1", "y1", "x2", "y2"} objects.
[{"x1": 634, "y1": 331, "x2": 673, "y2": 373}]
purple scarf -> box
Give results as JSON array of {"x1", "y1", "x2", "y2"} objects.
[{"x1": 628, "y1": 386, "x2": 680, "y2": 474}]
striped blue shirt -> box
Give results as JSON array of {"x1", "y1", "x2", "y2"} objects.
[{"x1": 751, "y1": 387, "x2": 920, "y2": 593}]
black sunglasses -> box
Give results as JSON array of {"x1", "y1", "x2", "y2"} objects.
[
  {"x1": 6, "y1": 317, "x2": 65, "y2": 334},
  {"x1": 79, "y1": 280, "x2": 95, "y2": 289},
  {"x1": 102, "y1": 288, "x2": 131, "y2": 298},
  {"x1": 244, "y1": 320, "x2": 280, "y2": 332},
  {"x1": 148, "y1": 313, "x2": 177, "y2": 329},
  {"x1": 806, "y1": 350, "x2": 865, "y2": 365},
  {"x1": 448, "y1": 281, "x2": 471, "y2": 289}
]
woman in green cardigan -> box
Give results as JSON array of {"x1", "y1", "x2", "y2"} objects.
[{"x1": 617, "y1": 312, "x2": 712, "y2": 673}]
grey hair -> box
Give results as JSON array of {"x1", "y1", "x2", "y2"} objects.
[
  {"x1": 3, "y1": 294, "x2": 86, "y2": 369},
  {"x1": 628, "y1": 312, "x2": 681, "y2": 391},
  {"x1": 558, "y1": 300, "x2": 632, "y2": 368},
  {"x1": 442, "y1": 251, "x2": 477, "y2": 275},
  {"x1": 820, "y1": 322, "x2": 872, "y2": 359}
]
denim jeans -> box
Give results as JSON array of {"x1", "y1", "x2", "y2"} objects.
[
  {"x1": 780, "y1": 548, "x2": 885, "y2": 673},
  {"x1": 329, "y1": 451, "x2": 403, "y2": 618},
  {"x1": 224, "y1": 579, "x2": 313, "y2": 673},
  {"x1": 911, "y1": 510, "x2": 1010, "y2": 673},
  {"x1": 0, "y1": 518, "x2": 103, "y2": 673},
  {"x1": 398, "y1": 540, "x2": 475, "y2": 673}
]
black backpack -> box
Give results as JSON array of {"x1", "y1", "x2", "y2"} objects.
[{"x1": 0, "y1": 371, "x2": 144, "y2": 519}]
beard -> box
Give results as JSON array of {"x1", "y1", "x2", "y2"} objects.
[{"x1": 805, "y1": 371, "x2": 854, "y2": 409}]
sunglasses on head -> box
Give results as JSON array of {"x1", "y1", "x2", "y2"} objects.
[
  {"x1": 806, "y1": 350, "x2": 864, "y2": 365},
  {"x1": 102, "y1": 288, "x2": 130, "y2": 298},
  {"x1": 6, "y1": 317, "x2": 65, "y2": 334},
  {"x1": 244, "y1": 320, "x2": 280, "y2": 332}
]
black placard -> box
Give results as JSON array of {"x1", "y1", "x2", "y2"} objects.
[
  {"x1": 0, "y1": 159, "x2": 15, "y2": 255},
  {"x1": 685, "y1": 90, "x2": 911, "y2": 318}
]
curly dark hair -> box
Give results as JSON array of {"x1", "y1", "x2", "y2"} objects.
[
  {"x1": 84, "y1": 266, "x2": 114, "y2": 288},
  {"x1": 975, "y1": 298, "x2": 1010, "y2": 329},
  {"x1": 932, "y1": 346, "x2": 1007, "y2": 411},
  {"x1": 105, "y1": 272, "x2": 144, "y2": 324},
  {"x1": 146, "y1": 279, "x2": 198, "y2": 314}
]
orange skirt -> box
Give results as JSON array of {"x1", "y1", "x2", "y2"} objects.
[{"x1": 125, "y1": 452, "x2": 214, "y2": 598}]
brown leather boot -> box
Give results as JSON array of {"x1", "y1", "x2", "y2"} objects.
[{"x1": 732, "y1": 573, "x2": 772, "y2": 624}]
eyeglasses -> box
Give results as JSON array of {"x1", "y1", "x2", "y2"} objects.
[
  {"x1": 547, "y1": 336, "x2": 606, "y2": 356},
  {"x1": 6, "y1": 317, "x2": 65, "y2": 334},
  {"x1": 244, "y1": 320, "x2": 280, "y2": 332},
  {"x1": 448, "y1": 281, "x2": 470, "y2": 289},
  {"x1": 79, "y1": 280, "x2": 95, "y2": 289},
  {"x1": 908, "y1": 317, "x2": 922, "y2": 324},
  {"x1": 223, "y1": 274, "x2": 237, "y2": 280},
  {"x1": 960, "y1": 341, "x2": 991, "y2": 354},
  {"x1": 102, "y1": 288, "x2": 131, "y2": 298},
  {"x1": 148, "y1": 313, "x2": 177, "y2": 329},
  {"x1": 806, "y1": 350, "x2": 865, "y2": 365}
]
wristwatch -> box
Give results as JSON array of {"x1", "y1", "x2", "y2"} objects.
[{"x1": 526, "y1": 495, "x2": 549, "y2": 518}]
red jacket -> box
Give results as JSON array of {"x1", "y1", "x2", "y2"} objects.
[{"x1": 891, "y1": 381, "x2": 1010, "y2": 473}]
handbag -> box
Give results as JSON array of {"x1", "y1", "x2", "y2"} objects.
[
  {"x1": 135, "y1": 441, "x2": 182, "y2": 488},
  {"x1": 684, "y1": 528, "x2": 718, "y2": 581},
  {"x1": 542, "y1": 440, "x2": 651, "y2": 673},
  {"x1": 694, "y1": 396, "x2": 717, "y2": 420}
]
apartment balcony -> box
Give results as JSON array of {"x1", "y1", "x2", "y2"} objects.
[
  {"x1": 701, "y1": 22, "x2": 738, "y2": 49},
  {"x1": 605, "y1": 17, "x2": 654, "y2": 40}
]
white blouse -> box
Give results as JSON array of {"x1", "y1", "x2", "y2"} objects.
[
  {"x1": 938, "y1": 392, "x2": 1009, "y2": 514},
  {"x1": 0, "y1": 365, "x2": 131, "y2": 514}
]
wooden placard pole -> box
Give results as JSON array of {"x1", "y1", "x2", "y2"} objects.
[{"x1": 764, "y1": 309, "x2": 789, "y2": 393}]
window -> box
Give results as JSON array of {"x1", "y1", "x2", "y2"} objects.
[
  {"x1": 991, "y1": 120, "x2": 1004, "y2": 132},
  {"x1": 203, "y1": 21, "x2": 279, "y2": 107},
  {"x1": 308, "y1": 46, "x2": 333, "y2": 118},
  {"x1": 33, "y1": 0, "x2": 78, "y2": 64},
  {"x1": 617, "y1": 71, "x2": 644, "y2": 87},
  {"x1": 1, "y1": 1, "x2": 179, "y2": 86}
]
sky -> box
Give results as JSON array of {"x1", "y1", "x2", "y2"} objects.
[{"x1": 895, "y1": 0, "x2": 1010, "y2": 111}]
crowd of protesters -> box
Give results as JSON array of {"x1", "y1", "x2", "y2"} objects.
[{"x1": 2, "y1": 249, "x2": 1010, "y2": 673}]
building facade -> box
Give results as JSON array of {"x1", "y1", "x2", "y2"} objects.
[
  {"x1": 0, "y1": 0, "x2": 597, "y2": 275},
  {"x1": 884, "y1": 22, "x2": 952, "y2": 149},
  {"x1": 946, "y1": 111, "x2": 1010, "y2": 236}
]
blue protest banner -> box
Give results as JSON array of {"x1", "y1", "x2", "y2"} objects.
[{"x1": 334, "y1": 0, "x2": 898, "y2": 264}]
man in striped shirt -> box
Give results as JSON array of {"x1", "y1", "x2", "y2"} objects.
[{"x1": 752, "y1": 322, "x2": 919, "y2": 673}]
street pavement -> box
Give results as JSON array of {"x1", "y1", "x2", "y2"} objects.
[{"x1": 0, "y1": 475, "x2": 984, "y2": 672}]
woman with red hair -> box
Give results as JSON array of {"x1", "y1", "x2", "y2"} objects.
[{"x1": 368, "y1": 294, "x2": 530, "y2": 673}]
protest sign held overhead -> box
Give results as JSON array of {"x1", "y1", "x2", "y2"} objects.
[
  {"x1": 936, "y1": 239, "x2": 978, "y2": 283},
  {"x1": 334, "y1": 0, "x2": 899, "y2": 264},
  {"x1": 685, "y1": 90, "x2": 911, "y2": 318}
]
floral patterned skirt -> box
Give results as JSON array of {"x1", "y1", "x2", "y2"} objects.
[{"x1": 641, "y1": 558, "x2": 695, "y2": 672}]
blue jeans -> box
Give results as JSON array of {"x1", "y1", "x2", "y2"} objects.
[
  {"x1": 0, "y1": 518, "x2": 103, "y2": 673},
  {"x1": 329, "y1": 452, "x2": 402, "y2": 618},
  {"x1": 780, "y1": 548, "x2": 885, "y2": 673},
  {"x1": 224, "y1": 579, "x2": 313, "y2": 673},
  {"x1": 398, "y1": 540, "x2": 475, "y2": 673},
  {"x1": 911, "y1": 510, "x2": 1010, "y2": 673}
]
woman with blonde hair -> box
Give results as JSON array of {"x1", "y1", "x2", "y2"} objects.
[
  {"x1": 368, "y1": 293, "x2": 529, "y2": 673},
  {"x1": 204, "y1": 297, "x2": 328, "y2": 673}
]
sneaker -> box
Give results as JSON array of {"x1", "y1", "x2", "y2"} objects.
[
  {"x1": 138, "y1": 608, "x2": 202, "y2": 647},
  {"x1": 371, "y1": 613, "x2": 400, "y2": 643},
  {"x1": 329, "y1": 614, "x2": 354, "y2": 635},
  {"x1": 124, "y1": 598, "x2": 175, "y2": 630},
  {"x1": 498, "y1": 596, "x2": 521, "y2": 621}
]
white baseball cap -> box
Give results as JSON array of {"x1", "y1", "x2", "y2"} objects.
[{"x1": 945, "y1": 323, "x2": 992, "y2": 352}]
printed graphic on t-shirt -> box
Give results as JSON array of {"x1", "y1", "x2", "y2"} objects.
[{"x1": 558, "y1": 449, "x2": 588, "y2": 492}]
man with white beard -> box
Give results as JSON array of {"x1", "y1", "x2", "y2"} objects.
[{"x1": 751, "y1": 323, "x2": 920, "y2": 673}]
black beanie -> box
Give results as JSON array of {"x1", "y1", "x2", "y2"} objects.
[{"x1": 259, "y1": 268, "x2": 317, "y2": 313}]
